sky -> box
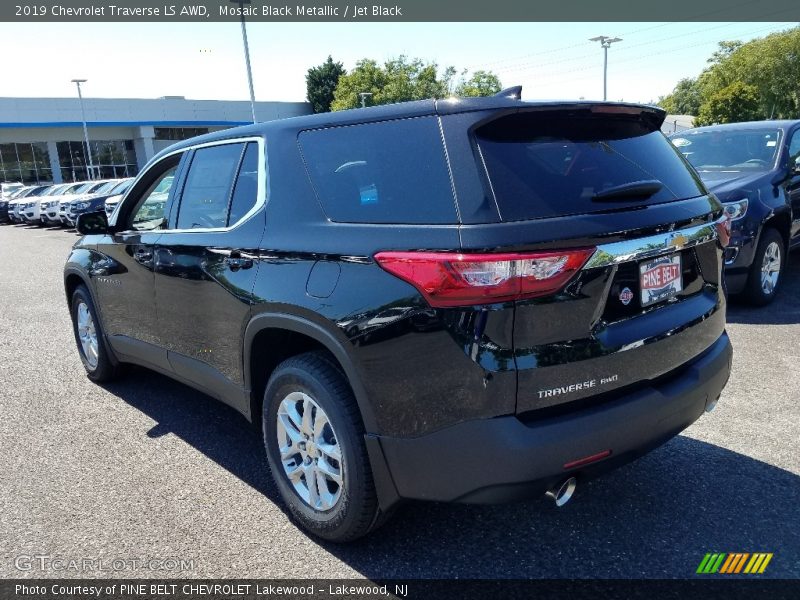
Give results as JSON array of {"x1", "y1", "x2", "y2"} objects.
[{"x1": 0, "y1": 21, "x2": 795, "y2": 104}]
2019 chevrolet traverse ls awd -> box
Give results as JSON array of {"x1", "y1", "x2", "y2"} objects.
[{"x1": 65, "y1": 91, "x2": 732, "y2": 541}]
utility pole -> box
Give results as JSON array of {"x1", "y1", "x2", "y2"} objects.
[
  {"x1": 589, "y1": 36, "x2": 622, "y2": 101},
  {"x1": 230, "y1": 0, "x2": 257, "y2": 123},
  {"x1": 359, "y1": 92, "x2": 373, "y2": 108},
  {"x1": 71, "y1": 79, "x2": 96, "y2": 180}
]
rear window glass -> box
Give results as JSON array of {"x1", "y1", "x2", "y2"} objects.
[
  {"x1": 299, "y1": 117, "x2": 457, "y2": 224},
  {"x1": 476, "y1": 112, "x2": 706, "y2": 222}
]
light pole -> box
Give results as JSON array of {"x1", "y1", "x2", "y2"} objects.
[
  {"x1": 359, "y1": 92, "x2": 373, "y2": 108},
  {"x1": 71, "y1": 78, "x2": 96, "y2": 180},
  {"x1": 589, "y1": 36, "x2": 622, "y2": 101},
  {"x1": 230, "y1": 0, "x2": 257, "y2": 123}
]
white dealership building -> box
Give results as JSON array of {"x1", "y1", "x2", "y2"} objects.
[{"x1": 0, "y1": 96, "x2": 312, "y2": 184}]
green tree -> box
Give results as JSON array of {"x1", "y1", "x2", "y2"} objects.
[
  {"x1": 305, "y1": 56, "x2": 346, "y2": 113},
  {"x1": 330, "y1": 59, "x2": 388, "y2": 110},
  {"x1": 330, "y1": 56, "x2": 498, "y2": 110},
  {"x1": 658, "y1": 77, "x2": 702, "y2": 115},
  {"x1": 707, "y1": 40, "x2": 744, "y2": 66},
  {"x1": 716, "y1": 28, "x2": 800, "y2": 119},
  {"x1": 695, "y1": 81, "x2": 762, "y2": 126},
  {"x1": 455, "y1": 70, "x2": 502, "y2": 97},
  {"x1": 660, "y1": 28, "x2": 800, "y2": 123}
]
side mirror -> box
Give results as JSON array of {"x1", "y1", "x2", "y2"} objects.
[
  {"x1": 794, "y1": 156, "x2": 800, "y2": 174},
  {"x1": 75, "y1": 210, "x2": 109, "y2": 235}
]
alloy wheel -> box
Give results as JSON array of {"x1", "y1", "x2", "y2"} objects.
[
  {"x1": 276, "y1": 391, "x2": 344, "y2": 511},
  {"x1": 76, "y1": 302, "x2": 99, "y2": 369},
  {"x1": 760, "y1": 241, "x2": 781, "y2": 295}
]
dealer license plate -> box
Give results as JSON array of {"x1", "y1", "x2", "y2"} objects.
[{"x1": 639, "y1": 254, "x2": 682, "y2": 306}]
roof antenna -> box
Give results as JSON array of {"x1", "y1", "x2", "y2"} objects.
[{"x1": 495, "y1": 85, "x2": 522, "y2": 99}]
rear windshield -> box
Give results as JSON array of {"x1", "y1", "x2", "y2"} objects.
[
  {"x1": 476, "y1": 112, "x2": 706, "y2": 222},
  {"x1": 299, "y1": 117, "x2": 457, "y2": 224}
]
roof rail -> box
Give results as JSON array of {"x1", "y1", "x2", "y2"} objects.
[{"x1": 495, "y1": 85, "x2": 522, "y2": 99}]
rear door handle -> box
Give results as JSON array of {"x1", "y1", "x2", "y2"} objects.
[
  {"x1": 133, "y1": 247, "x2": 153, "y2": 264},
  {"x1": 223, "y1": 250, "x2": 254, "y2": 271}
]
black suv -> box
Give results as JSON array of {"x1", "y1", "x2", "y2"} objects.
[
  {"x1": 65, "y1": 94, "x2": 732, "y2": 541},
  {"x1": 671, "y1": 121, "x2": 800, "y2": 305}
]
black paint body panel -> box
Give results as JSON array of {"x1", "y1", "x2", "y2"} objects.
[{"x1": 65, "y1": 96, "x2": 733, "y2": 506}]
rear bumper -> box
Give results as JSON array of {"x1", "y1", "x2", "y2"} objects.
[{"x1": 376, "y1": 332, "x2": 732, "y2": 504}]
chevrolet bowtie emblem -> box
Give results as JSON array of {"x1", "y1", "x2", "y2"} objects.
[{"x1": 667, "y1": 233, "x2": 687, "y2": 249}]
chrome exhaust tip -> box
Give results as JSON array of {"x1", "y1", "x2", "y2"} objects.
[
  {"x1": 705, "y1": 395, "x2": 719, "y2": 413},
  {"x1": 546, "y1": 477, "x2": 577, "y2": 507}
]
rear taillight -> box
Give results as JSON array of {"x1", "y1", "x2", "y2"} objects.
[{"x1": 374, "y1": 248, "x2": 595, "y2": 307}]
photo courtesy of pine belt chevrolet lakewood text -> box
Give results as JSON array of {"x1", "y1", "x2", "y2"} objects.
[{"x1": 65, "y1": 88, "x2": 733, "y2": 542}]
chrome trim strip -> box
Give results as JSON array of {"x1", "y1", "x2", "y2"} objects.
[
  {"x1": 110, "y1": 136, "x2": 266, "y2": 234},
  {"x1": 584, "y1": 217, "x2": 724, "y2": 269}
]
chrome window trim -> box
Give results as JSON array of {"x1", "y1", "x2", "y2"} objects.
[
  {"x1": 112, "y1": 136, "x2": 266, "y2": 234},
  {"x1": 584, "y1": 217, "x2": 725, "y2": 270}
]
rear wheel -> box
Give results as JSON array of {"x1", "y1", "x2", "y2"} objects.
[
  {"x1": 262, "y1": 352, "x2": 383, "y2": 542},
  {"x1": 743, "y1": 228, "x2": 783, "y2": 306}
]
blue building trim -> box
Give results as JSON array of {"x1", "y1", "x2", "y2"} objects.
[{"x1": 0, "y1": 120, "x2": 252, "y2": 128}]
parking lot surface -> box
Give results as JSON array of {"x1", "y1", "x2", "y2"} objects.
[{"x1": 0, "y1": 223, "x2": 798, "y2": 579}]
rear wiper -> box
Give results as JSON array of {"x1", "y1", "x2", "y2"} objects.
[{"x1": 592, "y1": 180, "x2": 663, "y2": 202}]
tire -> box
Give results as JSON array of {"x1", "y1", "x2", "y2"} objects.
[
  {"x1": 70, "y1": 284, "x2": 120, "y2": 382},
  {"x1": 262, "y1": 351, "x2": 382, "y2": 542},
  {"x1": 743, "y1": 228, "x2": 784, "y2": 306}
]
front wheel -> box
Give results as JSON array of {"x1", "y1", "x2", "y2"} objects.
[
  {"x1": 262, "y1": 352, "x2": 383, "y2": 542},
  {"x1": 70, "y1": 285, "x2": 120, "y2": 382},
  {"x1": 743, "y1": 228, "x2": 784, "y2": 306}
]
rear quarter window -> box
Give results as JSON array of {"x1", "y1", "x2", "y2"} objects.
[
  {"x1": 476, "y1": 111, "x2": 706, "y2": 222},
  {"x1": 299, "y1": 116, "x2": 457, "y2": 224}
]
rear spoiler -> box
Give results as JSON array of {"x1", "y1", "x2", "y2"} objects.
[
  {"x1": 588, "y1": 103, "x2": 666, "y2": 129},
  {"x1": 440, "y1": 87, "x2": 666, "y2": 131},
  {"x1": 494, "y1": 85, "x2": 523, "y2": 99}
]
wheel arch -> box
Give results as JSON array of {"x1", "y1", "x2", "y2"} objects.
[
  {"x1": 64, "y1": 268, "x2": 90, "y2": 303},
  {"x1": 63, "y1": 266, "x2": 120, "y2": 367},
  {"x1": 243, "y1": 314, "x2": 377, "y2": 434},
  {"x1": 762, "y1": 208, "x2": 791, "y2": 251}
]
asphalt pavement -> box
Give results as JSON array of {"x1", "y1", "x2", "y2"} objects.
[{"x1": 0, "y1": 222, "x2": 798, "y2": 579}]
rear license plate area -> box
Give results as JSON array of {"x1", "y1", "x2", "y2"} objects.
[
  {"x1": 639, "y1": 254, "x2": 682, "y2": 306},
  {"x1": 601, "y1": 249, "x2": 702, "y2": 322}
]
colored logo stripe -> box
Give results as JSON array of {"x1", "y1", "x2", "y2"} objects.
[
  {"x1": 697, "y1": 553, "x2": 726, "y2": 573},
  {"x1": 719, "y1": 553, "x2": 748, "y2": 573},
  {"x1": 697, "y1": 553, "x2": 773, "y2": 574},
  {"x1": 744, "y1": 553, "x2": 773, "y2": 574}
]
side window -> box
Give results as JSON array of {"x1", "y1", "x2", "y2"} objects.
[
  {"x1": 130, "y1": 167, "x2": 177, "y2": 231},
  {"x1": 176, "y1": 143, "x2": 244, "y2": 230},
  {"x1": 788, "y1": 130, "x2": 800, "y2": 166},
  {"x1": 228, "y1": 142, "x2": 259, "y2": 226},
  {"x1": 298, "y1": 117, "x2": 457, "y2": 224}
]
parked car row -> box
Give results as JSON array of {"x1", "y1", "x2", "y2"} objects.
[{"x1": 0, "y1": 178, "x2": 133, "y2": 228}]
